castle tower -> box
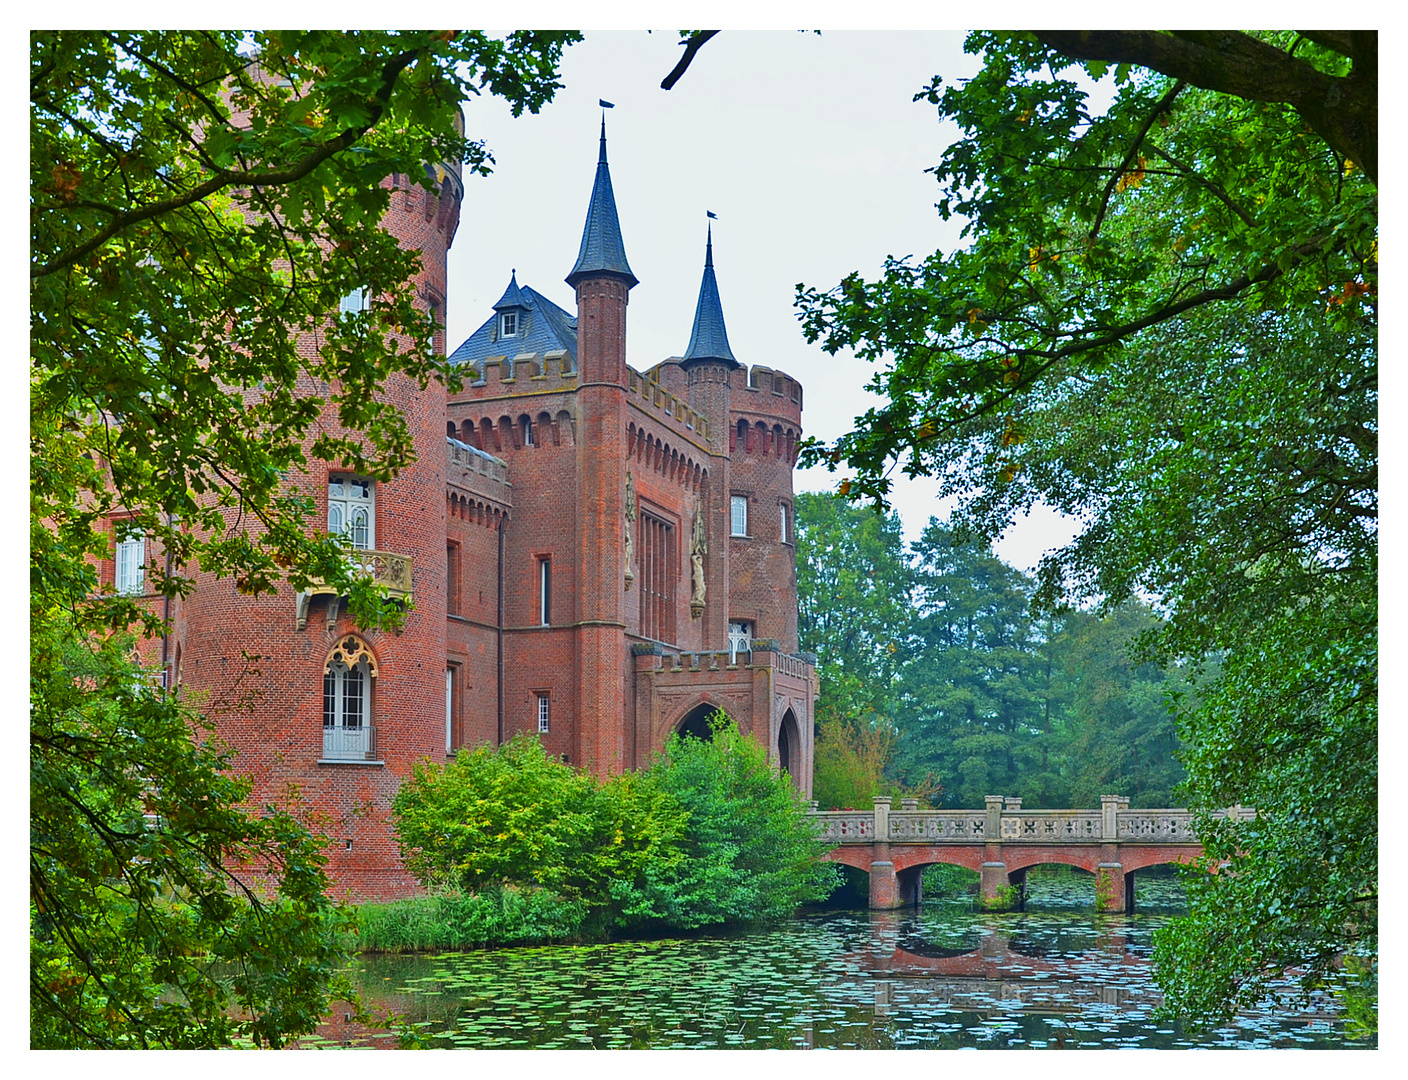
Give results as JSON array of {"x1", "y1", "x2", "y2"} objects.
[
  {"x1": 679, "y1": 223, "x2": 741, "y2": 652},
  {"x1": 564, "y1": 116, "x2": 635, "y2": 776},
  {"x1": 173, "y1": 153, "x2": 464, "y2": 901}
]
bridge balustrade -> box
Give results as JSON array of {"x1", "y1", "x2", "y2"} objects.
[{"x1": 808, "y1": 796, "x2": 1254, "y2": 913}]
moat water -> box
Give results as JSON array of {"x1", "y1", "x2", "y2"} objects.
[{"x1": 324, "y1": 870, "x2": 1374, "y2": 1050}]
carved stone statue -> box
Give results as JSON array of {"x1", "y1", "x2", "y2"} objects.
[
  {"x1": 689, "y1": 507, "x2": 707, "y2": 616},
  {"x1": 624, "y1": 470, "x2": 636, "y2": 590}
]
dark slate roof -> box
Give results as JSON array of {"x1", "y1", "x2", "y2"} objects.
[
  {"x1": 447, "y1": 279, "x2": 578, "y2": 371},
  {"x1": 681, "y1": 225, "x2": 738, "y2": 368},
  {"x1": 565, "y1": 119, "x2": 638, "y2": 290},
  {"x1": 492, "y1": 271, "x2": 527, "y2": 311}
]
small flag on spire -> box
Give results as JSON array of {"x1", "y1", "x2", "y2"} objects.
[
  {"x1": 599, "y1": 99, "x2": 615, "y2": 108},
  {"x1": 706, "y1": 210, "x2": 717, "y2": 219}
]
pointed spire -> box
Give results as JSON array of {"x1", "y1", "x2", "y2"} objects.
[
  {"x1": 681, "y1": 221, "x2": 738, "y2": 368},
  {"x1": 565, "y1": 117, "x2": 637, "y2": 290},
  {"x1": 492, "y1": 269, "x2": 525, "y2": 310}
]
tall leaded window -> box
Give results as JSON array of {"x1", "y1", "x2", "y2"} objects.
[
  {"x1": 538, "y1": 556, "x2": 552, "y2": 625},
  {"x1": 639, "y1": 513, "x2": 677, "y2": 643},
  {"x1": 446, "y1": 667, "x2": 456, "y2": 753},
  {"x1": 730, "y1": 495, "x2": 748, "y2": 537},
  {"x1": 780, "y1": 502, "x2": 790, "y2": 544},
  {"x1": 115, "y1": 530, "x2": 145, "y2": 595},
  {"x1": 340, "y1": 287, "x2": 368, "y2": 314},
  {"x1": 537, "y1": 693, "x2": 550, "y2": 733},
  {"x1": 329, "y1": 476, "x2": 374, "y2": 550}
]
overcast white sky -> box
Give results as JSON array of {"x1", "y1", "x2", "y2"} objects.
[{"x1": 443, "y1": 29, "x2": 1082, "y2": 570}]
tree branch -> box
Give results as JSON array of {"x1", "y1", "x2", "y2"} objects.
[
  {"x1": 32, "y1": 48, "x2": 422, "y2": 280},
  {"x1": 1033, "y1": 31, "x2": 1376, "y2": 182},
  {"x1": 661, "y1": 31, "x2": 720, "y2": 90},
  {"x1": 1089, "y1": 79, "x2": 1184, "y2": 239}
]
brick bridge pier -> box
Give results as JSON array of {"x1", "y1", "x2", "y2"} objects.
[{"x1": 810, "y1": 795, "x2": 1254, "y2": 912}]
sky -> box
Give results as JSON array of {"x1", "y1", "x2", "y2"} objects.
[{"x1": 442, "y1": 29, "x2": 1083, "y2": 571}]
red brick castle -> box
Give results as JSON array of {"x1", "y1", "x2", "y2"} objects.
[{"x1": 122, "y1": 120, "x2": 815, "y2": 900}]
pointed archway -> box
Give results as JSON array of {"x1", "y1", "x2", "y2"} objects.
[
  {"x1": 778, "y1": 708, "x2": 800, "y2": 784},
  {"x1": 676, "y1": 702, "x2": 727, "y2": 742}
]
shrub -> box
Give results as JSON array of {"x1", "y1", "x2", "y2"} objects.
[
  {"x1": 389, "y1": 719, "x2": 837, "y2": 941},
  {"x1": 636, "y1": 714, "x2": 839, "y2": 928}
]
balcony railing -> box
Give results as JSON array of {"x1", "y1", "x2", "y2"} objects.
[
  {"x1": 321, "y1": 723, "x2": 378, "y2": 762},
  {"x1": 297, "y1": 549, "x2": 413, "y2": 630},
  {"x1": 305, "y1": 549, "x2": 413, "y2": 598}
]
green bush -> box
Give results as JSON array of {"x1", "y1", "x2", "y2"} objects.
[
  {"x1": 635, "y1": 714, "x2": 839, "y2": 927},
  {"x1": 390, "y1": 718, "x2": 837, "y2": 942}
]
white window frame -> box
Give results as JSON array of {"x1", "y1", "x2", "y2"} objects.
[
  {"x1": 445, "y1": 668, "x2": 455, "y2": 753},
  {"x1": 323, "y1": 656, "x2": 371, "y2": 757},
  {"x1": 537, "y1": 693, "x2": 550, "y2": 733},
  {"x1": 340, "y1": 286, "x2": 368, "y2": 314},
  {"x1": 501, "y1": 311, "x2": 517, "y2": 337},
  {"x1": 522, "y1": 416, "x2": 534, "y2": 446},
  {"x1": 329, "y1": 475, "x2": 375, "y2": 550},
  {"x1": 116, "y1": 530, "x2": 145, "y2": 595},
  {"x1": 728, "y1": 620, "x2": 753, "y2": 664},
  {"x1": 780, "y1": 502, "x2": 790, "y2": 544},
  {"x1": 539, "y1": 557, "x2": 552, "y2": 626},
  {"x1": 730, "y1": 495, "x2": 748, "y2": 537}
]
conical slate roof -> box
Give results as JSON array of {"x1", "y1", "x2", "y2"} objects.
[
  {"x1": 565, "y1": 118, "x2": 638, "y2": 290},
  {"x1": 681, "y1": 224, "x2": 738, "y2": 368}
]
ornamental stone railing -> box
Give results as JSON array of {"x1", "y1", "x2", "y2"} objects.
[
  {"x1": 810, "y1": 795, "x2": 1254, "y2": 846},
  {"x1": 296, "y1": 549, "x2": 413, "y2": 630}
]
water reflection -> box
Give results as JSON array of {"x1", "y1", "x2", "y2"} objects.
[{"x1": 324, "y1": 873, "x2": 1369, "y2": 1050}]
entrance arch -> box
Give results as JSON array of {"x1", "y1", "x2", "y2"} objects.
[
  {"x1": 676, "y1": 702, "x2": 727, "y2": 741},
  {"x1": 778, "y1": 708, "x2": 800, "y2": 783}
]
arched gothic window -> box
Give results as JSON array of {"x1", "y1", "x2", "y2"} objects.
[{"x1": 322, "y1": 636, "x2": 378, "y2": 760}]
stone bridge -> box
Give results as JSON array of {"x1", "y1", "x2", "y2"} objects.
[{"x1": 810, "y1": 795, "x2": 1254, "y2": 912}]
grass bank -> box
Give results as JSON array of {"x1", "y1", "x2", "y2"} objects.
[{"x1": 347, "y1": 887, "x2": 589, "y2": 954}]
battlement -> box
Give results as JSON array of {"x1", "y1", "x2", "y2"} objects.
[
  {"x1": 460, "y1": 350, "x2": 578, "y2": 398},
  {"x1": 732, "y1": 363, "x2": 803, "y2": 422},
  {"x1": 447, "y1": 438, "x2": 511, "y2": 490},
  {"x1": 626, "y1": 365, "x2": 710, "y2": 442}
]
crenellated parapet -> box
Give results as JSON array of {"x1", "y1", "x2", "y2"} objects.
[
  {"x1": 627, "y1": 366, "x2": 710, "y2": 443},
  {"x1": 732, "y1": 364, "x2": 803, "y2": 419},
  {"x1": 446, "y1": 437, "x2": 511, "y2": 525},
  {"x1": 625, "y1": 421, "x2": 708, "y2": 493},
  {"x1": 459, "y1": 349, "x2": 578, "y2": 395},
  {"x1": 729, "y1": 364, "x2": 803, "y2": 462}
]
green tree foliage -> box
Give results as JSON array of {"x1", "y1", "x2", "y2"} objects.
[
  {"x1": 31, "y1": 30, "x2": 578, "y2": 1047},
  {"x1": 392, "y1": 734, "x2": 688, "y2": 930},
  {"x1": 811, "y1": 717, "x2": 901, "y2": 811},
  {"x1": 31, "y1": 621, "x2": 352, "y2": 1048},
  {"x1": 794, "y1": 31, "x2": 1375, "y2": 1025},
  {"x1": 1050, "y1": 604, "x2": 1187, "y2": 808},
  {"x1": 794, "y1": 493, "x2": 912, "y2": 726},
  {"x1": 897, "y1": 523, "x2": 1050, "y2": 806},
  {"x1": 393, "y1": 721, "x2": 836, "y2": 935}
]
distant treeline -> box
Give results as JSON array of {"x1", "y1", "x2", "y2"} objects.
[{"x1": 797, "y1": 493, "x2": 1190, "y2": 810}]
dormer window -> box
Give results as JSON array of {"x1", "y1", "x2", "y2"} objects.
[{"x1": 500, "y1": 311, "x2": 517, "y2": 337}]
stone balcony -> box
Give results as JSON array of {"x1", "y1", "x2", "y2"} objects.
[{"x1": 296, "y1": 549, "x2": 413, "y2": 631}]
